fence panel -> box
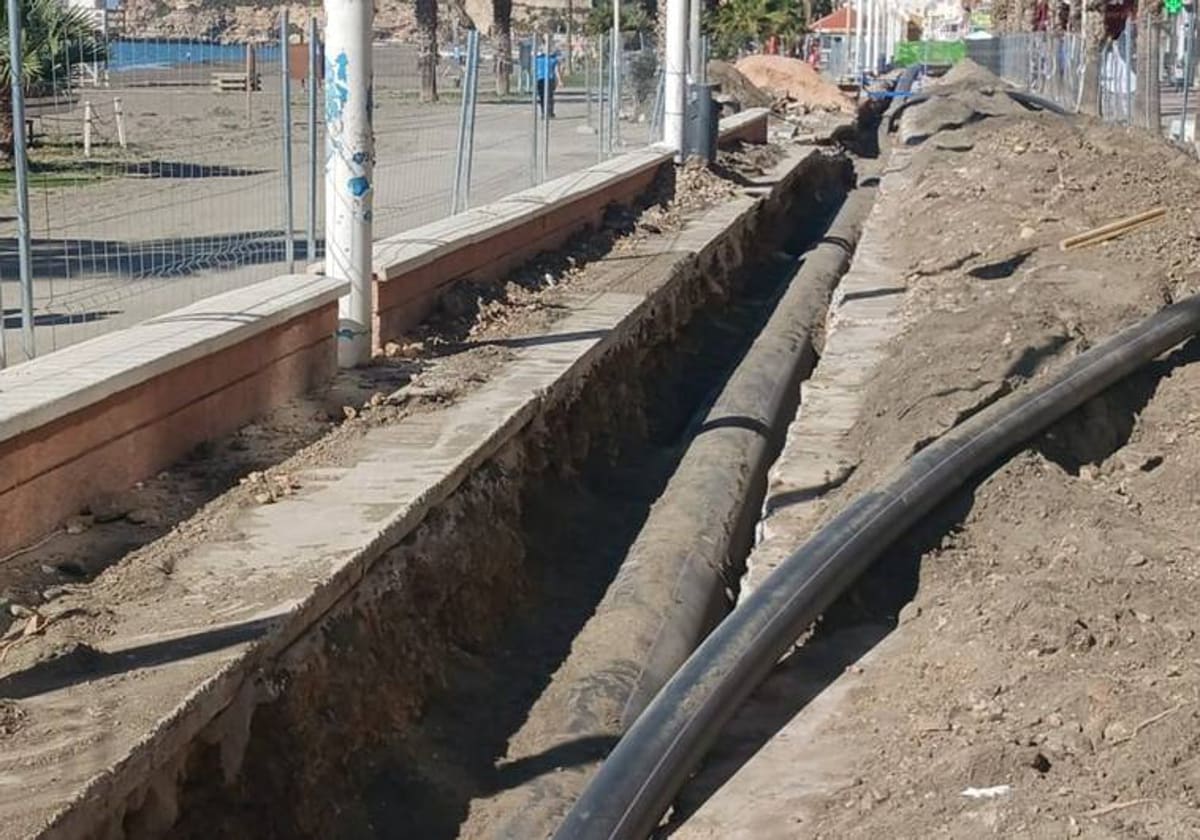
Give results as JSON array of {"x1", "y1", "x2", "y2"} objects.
[
  {"x1": 1, "y1": 32, "x2": 322, "y2": 363},
  {"x1": 966, "y1": 24, "x2": 1195, "y2": 150},
  {"x1": 2, "y1": 22, "x2": 660, "y2": 366}
]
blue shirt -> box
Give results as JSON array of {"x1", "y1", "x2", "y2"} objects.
[{"x1": 535, "y1": 52, "x2": 559, "y2": 81}]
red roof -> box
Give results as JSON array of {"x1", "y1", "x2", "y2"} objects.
[{"x1": 811, "y1": 6, "x2": 858, "y2": 32}]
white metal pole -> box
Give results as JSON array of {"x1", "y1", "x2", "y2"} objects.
[
  {"x1": 885, "y1": 2, "x2": 892, "y2": 65},
  {"x1": 542, "y1": 32, "x2": 551, "y2": 178},
  {"x1": 326, "y1": 0, "x2": 374, "y2": 367},
  {"x1": 307, "y1": 15, "x2": 318, "y2": 263},
  {"x1": 870, "y1": 0, "x2": 880, "y2": 72},
  {"x1": 664, "y1": 0, "x2": 688, "y2": 155},
  {"x1": 281, "y1": 10, "x2": 296, "y2": 273},
  {"x1": 855, "y1": 0, "x2": 864, "y2": 76},
  {"x1": 462, "y1": 31, "x2": 479, "y2": 207},
  {"x1": 83, "y1": 100, "x2": 94, "y2": 158},
  {"x1": 451, "y1": 29, "x2": 473, "y2": 212},
  {"x1": 883, "y1": 5, "x2": 892, "y2": 64},
  {"x1": 611, "y1": 0, "x2": 621, "y2": 151},
  {"x1": 101, "y1": 7, "x2": 109, "y2": 87},
  {"x1": 7, "y1": 0, "x2": 34, "y2": 360},
  {"x1": 532, "y1": 34, "x2": 541, "y2": 182},
  {"x1": 597, "y1": 35, "x2": 606, "y2": 161},
  {"x1": 689, "y1": 0, "x2": 702, "y2": 82},
  {"x1": 113, "y1": 97, "x2": 127, "y2": 148}
]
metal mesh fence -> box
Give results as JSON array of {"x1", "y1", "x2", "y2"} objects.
[
  {"x1": 1, "y1": 33, "x2": 318, "y2": 363},
  {"x1": 1, "y1": 22, "x2": 659, "y2": 367},
  {"x1": 965, "y1": 19, "x2": 1198, "y2": 146}
]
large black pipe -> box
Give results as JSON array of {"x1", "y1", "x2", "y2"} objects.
[
  {"x1": 480, "y1": 173, "x2": 874, "y2": 840},
  {"x1": 553, "y1": 294, "x2": 1200, "y2": 839}
]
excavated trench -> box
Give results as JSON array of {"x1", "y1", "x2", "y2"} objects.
[{"x1": 144, "y1": 153, "x2": 858, "y2": 840}]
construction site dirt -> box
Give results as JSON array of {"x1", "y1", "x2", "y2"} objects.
[{"x1": 673, "y1": 67, "x2": 1200, "y2": 840}]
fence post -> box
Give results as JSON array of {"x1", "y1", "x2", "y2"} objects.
[
  {"x1": 246, "y1": 43, "x2": 256, "y2": 127},
  {"x1": 613, "y1": 0, "x2": 621, "y2": 148},
  {"x1": 326, "y1": 0, "x2": 375, "y2": 367},
  {"x1": 83, "y1": 101, "x2": 94, "y2": 158},
  {"x1": 688, "y1": 0, "x2": 702, "y2": 81},
  {"x1": 451, "y1": 29, "x2": 480, "y2": 213},
  {"x1": 281, "y1": 11, "x2": 296, "y2": 272},
  {"x1": 451, "y1": 30, "x2": 472, "y2": 212},
  {"x1": 307, "y1": 15, "x2": 319, "y2": 262},
  {"x1": 1181, "y1": 11, "x2": 1195, "y2": 142},
  {"x1": 597, "y1": 36, "x2": 606, "y2": 160},
  {"x1": 542, "y1": 32, "x2": 551, "y2": 180},
  {"x1": 664, "y1": 0, "x2": 686, "y2": 155},
  {"x1": 531, "y1": 34, "x2": 540, "y2": 184},
  {"x1": 462, "y1": 30, "x2": 480, "y2": 209},
  {"x1": 113, "y1": 97, "x2": 127, "y2": 148},
  {"x1": 100, "y1": 7, "x2": 109, "y2": 87},
  {"x1": 7, "y1": 0, "x2": 34, "y2": 361}
]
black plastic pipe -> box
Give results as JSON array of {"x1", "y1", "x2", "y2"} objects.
[
  {"x1": 480, "y1": 175, "x2": 874, "y2": 840},
  {"x1": 553, "y1": 294, "x2": 1200, "y2": 839}
]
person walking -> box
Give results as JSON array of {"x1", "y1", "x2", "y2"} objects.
[{"x1": 535, "y1": 45, "x2": 563, "y2": 118}]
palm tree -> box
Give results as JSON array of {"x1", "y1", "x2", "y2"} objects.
[
  {"x1": 416, "y1": 0, "x2": 438, "y2": 102},
  {"x1": 709, "y1": 0, "x2": 804, "y2": 59},
  {"x1": 494, "y1": 0, "x2": 513, "y2": 94},
  {"x1": 0, "y1": 0, "x2": 106, "y2": 164},
  {"x1": 585, "y1": 1, "x2": 653, "y2": 37}
]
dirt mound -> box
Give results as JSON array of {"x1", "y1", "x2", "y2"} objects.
[
  {"x1": 707, "y1": 60, "x2": 774, "y2": 109},
  {"x1": 734, "y1": 54, "x2": 855, "y2": 113},
  {"x1": 933, "y1": 57, "x2": 1005, "y2": 90},
  {"x1": 785, "y1": 103, "x2": 1200, "y2": 840}
]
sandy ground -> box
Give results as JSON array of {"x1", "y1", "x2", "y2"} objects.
[
  {"x1": 0, "y1": 65, "x2": 610, "y2": 362},
  {"x1": 673, "y1": 68, "x2": 1200, "y2": 839}
]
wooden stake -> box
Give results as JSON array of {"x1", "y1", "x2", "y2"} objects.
[{"x1": 1059, "y1": 207, "x2": 1168, "y2": 251}]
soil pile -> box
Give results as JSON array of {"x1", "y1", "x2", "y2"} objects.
[
  {"x1": 734, "y1": 54, "x2": 856, "y2": 113},
  {"x1": 707, "y1": 60, "x2": 774, "y2": 110},
  {"x1": 933, "y1": 56, "x2": 1007, "y2": 89},
  {"x1": 692, "y1": 86, "x2": 1200, "y2": 839}
]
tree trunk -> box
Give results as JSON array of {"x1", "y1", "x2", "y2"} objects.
[
  {"x1": 0, "y1": 84, "x2": 13, "y2": 166},
  {"x1": 494, "y1": 0, "x2": 513, "y2": 94},
  {"x1": 1148, "y1": 13, "x2": 1161, "y2": 131},
  {"x1": 1135, "y1": 5, "x2": 1162, "y2": 131},
  {"x1": 1079, "y1": 0, "x2": 1106, "y2": 114},
  {"x1": 417, "y1": 0, "x2": 439, "y2": 102}
]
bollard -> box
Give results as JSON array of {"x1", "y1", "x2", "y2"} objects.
[{"x1": 683, "y1": 82, "x2": 717, "y2": 163}]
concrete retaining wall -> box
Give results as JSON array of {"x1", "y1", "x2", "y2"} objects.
[
  {"x1": 0, "y1": 275, "x2": 346, "y2": 559},
  {"x1": 0, "y1": 108, "x2": 771, "y2": 563}
]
